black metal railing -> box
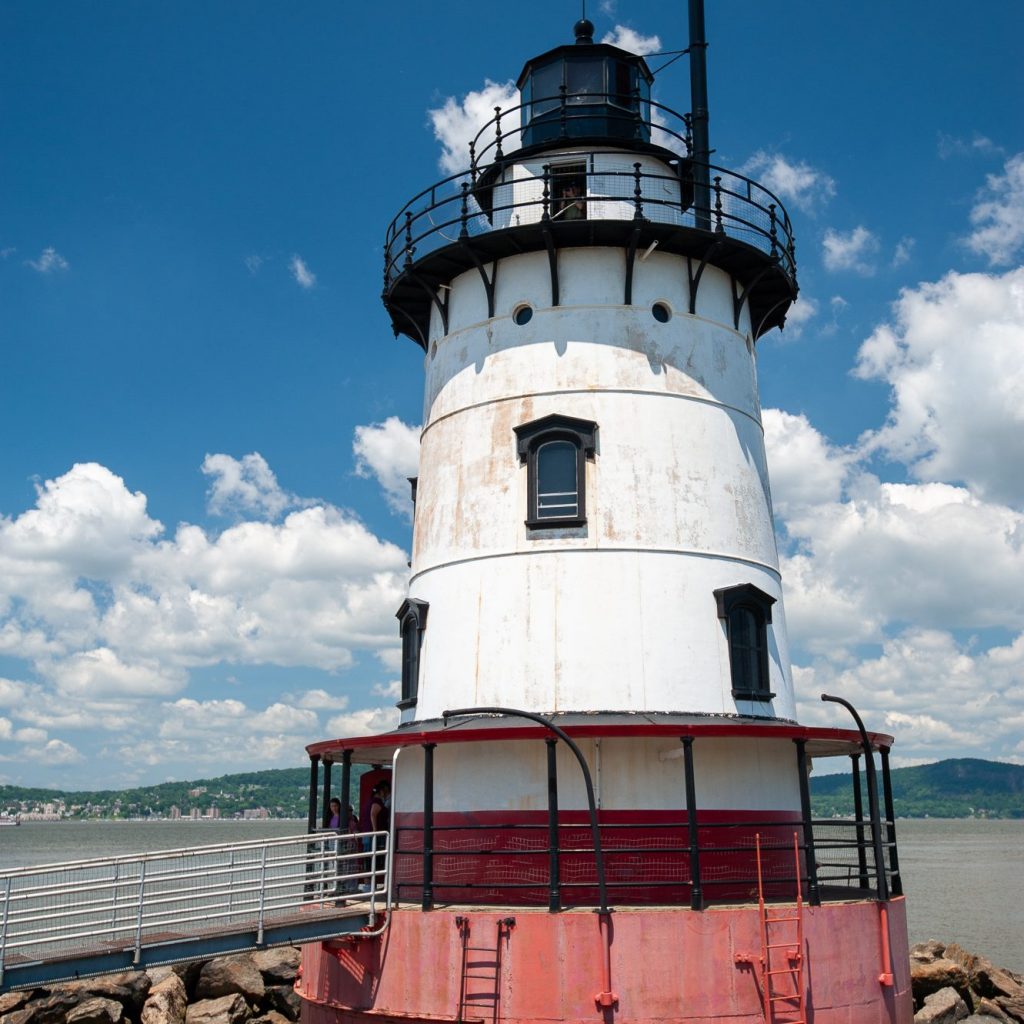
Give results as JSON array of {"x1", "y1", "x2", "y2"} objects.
[{"x1": 382, "y1": 92, "x2": 796, "y2": 295}]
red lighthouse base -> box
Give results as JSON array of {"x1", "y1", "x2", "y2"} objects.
[{"x1": 297, "y1": 900, "x2": 912, "y2": 1024}]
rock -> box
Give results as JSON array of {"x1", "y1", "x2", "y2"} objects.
[
  {"x1": 914, "y1": 958, "x2": 972, "y2": 1002},
  {"x1": 974, "y1": 999, "x2": 1013, "y2": 1022},
  {"x1": 251, "y1": 948, "x2": 300, "y2": 986},
  {"x1": 194, "y1": 955, "x2": 265, "y2": 1003},
  {"x1": 185, "y1": 994, "x2": 251, "y2": 1024},
  {"x1": 913, "y1": 941, "x2": 950, "y2": 963},
  {"x1": 16, "y1": 990, "x2": 84, "y2": 1023},
  {"x1": 70, "y1": 972, "x2": 152, "y2": 1016},
  {"x1": 141, "y1": 973, "x2": 188, "y2": 1024},
  {"x1": 916, "y1": 986, "x2": 970, "y2": 1024},
  {"x1": 262, "y1": 986, "x2": 301, "y2": 1022},
  {"x1": 0, "y1": 992, "x2": 36, "y2": 1016},
  {"x1": 946, "y1": 945, "x2": 1024, "y2": 1001},
  {"x1": 66, "y1": 997, "x2": 123, "y2": 1024},
  {"x1": 0, "y1": 1009, "x2": 36, "y2": 1024},
  {"x1": 251, "y1": 1014, "x2": 290, "y2": 1024},
  {"x1": 995, "y1": 995, "x2": 1024, "y2": 1022}
]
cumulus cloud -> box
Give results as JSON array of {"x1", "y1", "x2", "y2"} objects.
[
  {"x1": 742, "y1": 152, "x2": 836, "y2": 212},
  {"x1": 822, "y1": 225, "x2": 880, "y2": 274},
  {"x1": 430, "y1": 80, "x2": 520, "y2": 176},
  {"x1": 892, "y1": 236, "x2": 915, "y2": 267},
  {"x1": 0, "y1": 453, "x2": 411, "y2": 782},
  {"x1": 964, "y1": 152, "x2": 1024, "y2": 266},
  {"x1": 289, "y1": 254, "x2": 316, "y2": 289},
  {"x1": 244, "y1": 254, "x2": 264, "y2": 275},
  {"x1": 202, "y1": 452, "x2": 301, "y2": 520},
  {"x1": 938, "y1": 133, "x2": 1004, "y2": 160},
  {"x1": 325, "y1": 706, "x2": 400, "y2": 737},
  {"x1": 600, "y1": 26, "x2": 661, "y2": 55},
  {"x1": 353, "y1": 417, "x2": 420, "y2": 518},
  {"x1": 854, "y1": 267, "x2": 1024, "y2": 505},
  {"x1": 25, "y1": 247, "x2": 69, "y2": 273}
]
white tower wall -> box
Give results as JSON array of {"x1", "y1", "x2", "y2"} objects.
[{"x1": 407, "y1": 246, "x2": 795, "y2": 723}]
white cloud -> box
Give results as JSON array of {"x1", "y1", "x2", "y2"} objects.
[
  {"x1": 14, "y1": 727, "x2": 47, "y2": 743},
  {"x1": 6, "y1": 739, "x2": 83, "y2": 765},
  {"x1": 964, "y1": 152, "x2": 1024, "y2": 266},
  {"x1": 779, "y1": 295, "x2": 817, "y2": 338},
  {"x1": 0, "y1": 717, "x2": 11, "y2": 740},
  {"x1": 244, "y1": 254, "x2": 264, "y2": 275},
  {"x1": 600, "y1": 26, "x2": 661, "y2": 55},
  {"x1": 892, "y1": 236, "x2": 915, "y2": 267},
  {"x1": 289, "y1": 688, "x2": 347, "y2": 711},
  {"x1": 289, "y1": 254, "x2": 316, "y2": 289},
  {"x1": 202, "y1": 452, "x2": 300, "y2": 520},
  {"x1": 371, "y1": 679, "x2": 401, "y2": 700},
  {"x1": 0, "y1": 454, "x2": 410, "y2": 775},
  {"x1": 429, "y1": 80, "x2": 519, "y2": 177},
  {"x1": 25, "y1": 247, "x2": 69, "y2": 273},
  {"x1": 0, "y1": 247, "x2": 15, "y2": 259},
  {"x1": 822, "y1": 225, "x2": 880, "y2": 274},
  {"x1": 854, "y1": 267, "x2": 1024, "y2": 505},
  {"x1": 325, "y1": 706, "x2": 400, "y2": 738},
  {"x1": 742, "y1": 152, "x2": 836, "y2": 212},
  {"x1": 938, "y1": 133, "x2": 1004, "y2": 160},
  {"x1": 353, "y1": 417, "x2": 420, "y2": 518}
]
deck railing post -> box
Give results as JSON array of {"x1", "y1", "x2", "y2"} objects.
[
  {"x1": 307, "y1": 755, "x2": 320, "y2": 834},
  {"x1": 794, "y1": 739, "x2": 821, "y2": 906},
  {"x1": 340, "y1": 749, "x2": 352, "y2": 829},
  {"x1": 257, "y1": 843, "x2": 268, "y2": 945},
  {"x1": 110, "y1": 862, "x2": 120, "y2": 937},
  {"x1": 422, "y1": 742, "x2": 436, "y2": 911},
  {"x1": 546, "y1": 738, "x2": 561, "y2": 912},
  {"x1": 321, "y1": 758, "x2": 333, "y2": 829},
  {"x1": 0, "y1": 875, "x2": 11, "y2": 987},
  {"x1": 681, "y1": 736, "x2": 703, "y2": 911},
  {"x1": 851, "y1": 752, "x2": 869, "y2": 888},
  {"x1": 132, "y1": 862, "x2": 147, "y2": 964},
  {"x1": 880, "y1": 746, "x2": 903, "y2": 896}
]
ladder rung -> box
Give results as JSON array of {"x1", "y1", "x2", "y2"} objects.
[
  {"x1": 767, "y1": 968, "x2": 798, "y2": 976},
  {"x1": 767, "y1": 942, "x2": 800, "y2": 949},
  {"x1": 766, "y1": 915, "x2": 800, "y2": 923}
]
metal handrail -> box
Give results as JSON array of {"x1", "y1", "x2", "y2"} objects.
[{"x1": 0, "y1": 829, "x2": 389, "y2": 963}]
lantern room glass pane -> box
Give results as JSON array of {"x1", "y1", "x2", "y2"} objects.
[
  {"x1": 566, "y1": 58, "x2": 603, "y2": 103},
  {"x1": 612, "y1": 61, "x2": 637, "y2": 108},
  {"x1": 537, "y1": 441, "x2": 579, "y2": 519},
  {"x1": 531, "y1": 61, "x2": 563, "y2": 114}
]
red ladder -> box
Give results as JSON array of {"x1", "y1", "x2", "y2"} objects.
[{"x1": 754, "y1": 832, "x2": 807, "y2": 1024}]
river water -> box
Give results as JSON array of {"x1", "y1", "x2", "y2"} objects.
[{"x1": 1, "y1": 817, "x2": 1021, "y2": 971}]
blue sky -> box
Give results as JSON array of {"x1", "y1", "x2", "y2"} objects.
[{"x1": 2, "y1": 1, "x2": 1023, "y2": 788}]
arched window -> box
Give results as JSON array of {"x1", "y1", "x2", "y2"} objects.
[
  {"x1": 714, "y1": 584, "x2": 776, "y2": 700},
  {"x1": 396, "y1": 598, "x2": 428, "y2": 709},
  {"x1": 514, "y1": 414, "x2": 598, "y2": 530}
]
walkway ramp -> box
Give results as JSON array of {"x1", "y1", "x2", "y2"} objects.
[{"x1": 0, "y1": 829, "x2": 389, "y2": 992}]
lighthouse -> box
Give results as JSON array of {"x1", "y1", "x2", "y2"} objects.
[{"x1": 298, "y1": 11, "x2": 912, "y2": 1024}]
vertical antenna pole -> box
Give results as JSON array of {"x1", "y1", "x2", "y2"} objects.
[{"x1": 688, "y1": 0, "x2": 711, "y2": 229}]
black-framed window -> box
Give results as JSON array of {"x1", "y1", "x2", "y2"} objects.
[
  {"x1": 714, "y1": 584, "x2": 776, "y2": 701},
  {"x1": 396, "y1": 598, "x2": 428, "y2": 709},
  {"x1": 514, "y1": 414, "x2": 597, "y2": 530}
]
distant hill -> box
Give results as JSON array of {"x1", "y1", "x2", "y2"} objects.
[
  {"x1": 811, "y1": 758, "x2": 1024, "y2": 819},
  {"x1": 0, "y1": 765, "x2": 371, "y2": 820}
]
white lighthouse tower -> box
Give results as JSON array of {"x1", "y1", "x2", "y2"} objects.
[{"x1": 298, "y1": 12, "x2": 912, "y2": 1024}]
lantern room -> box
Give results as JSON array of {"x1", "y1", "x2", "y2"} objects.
[{"x1": 517, "y1": 19, "x2": 654, "y2": 147}]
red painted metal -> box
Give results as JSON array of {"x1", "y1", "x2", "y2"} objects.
[
  {"x1": 296, "y1": 901, "x2": 913, "y2": 1023},
  {"x1": 393, "y1": 808, "x2": 803, "y2": 907},
  {"x1": 753, "y1": 833, "x2": 807, "y2": 1024},
  {"x1": 306, "y1": 721, "x2": 894, "y2": 760}
]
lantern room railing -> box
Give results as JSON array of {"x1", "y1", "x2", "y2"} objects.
[{"x1": 382, "y1": 93, "x2": 797, "y2": 297}]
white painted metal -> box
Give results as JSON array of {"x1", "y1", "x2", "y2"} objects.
[
  {"x1": 394, "y1": 736, "x2": 801, "y2": 816},
  {"x1": 406, "y1": 242, "x2": 794, "y2": 724}
]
